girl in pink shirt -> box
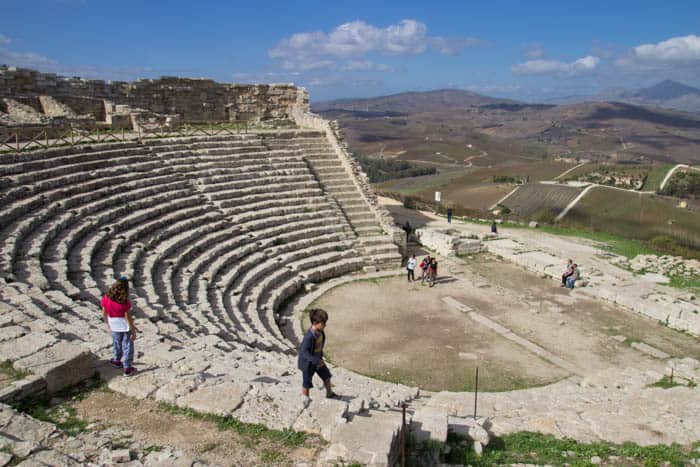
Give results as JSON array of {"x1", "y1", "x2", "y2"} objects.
[{"x1": 101, "y1": 276, "x2": 137, "y2": 376}]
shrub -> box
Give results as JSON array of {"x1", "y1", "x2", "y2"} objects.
[
  {"x1": 403, "y1": 196, "x2": 418, "y2": 210},
  {"x1": 534, "y1": 209, "x2": 556, "y2": 225}
]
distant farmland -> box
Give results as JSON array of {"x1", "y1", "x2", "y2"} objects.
[
  {"x1": 375, "y1": 161, "x2": 573, "y2": 210},
  {"x1": 501, "y1": 184, "x2": 583, "y2": 217},
  {"x1": 564, "y1": 187, "x2": 700, "y2": 249}
]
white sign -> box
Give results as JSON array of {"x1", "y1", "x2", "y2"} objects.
[{"x1": 434, "y1": 191, "x2": 441, "y2": 202}]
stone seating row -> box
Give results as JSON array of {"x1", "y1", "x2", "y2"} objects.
[{"x1": 1, "y1": 133, "x2": 378, "y2": 352}]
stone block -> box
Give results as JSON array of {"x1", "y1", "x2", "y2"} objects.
[
  {"x1": 631, "y1": 342, "x2": 670, "y2": 360},
  {"x1": 323, "y1": 410, "x2": 402, "y2": 466},
  {"x1": 293, "y1": 397, "x2": 348, "y2": 439},
  {"x1": 0, "y1": 333, "x2": 57, "y2": 361},
  {"x1": 177, "y1": 382, "x2": 250, "y2": 416},
  {"x1": 14, "y1": 342, "x2": 96, "y2": 393},
  {"x1": 412, "y1": 407, "x2": 448, "y2": 443}
]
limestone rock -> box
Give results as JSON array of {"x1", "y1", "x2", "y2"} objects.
[
  {"x1": 14, "y1": 342, "x2": 96, "y2": 394},
  {"x1": 0, "y1": 333, "x2": 57, "y2": 361},
  {"x1": 176, "y1": 382, "x2": 250, "y2": 416}
]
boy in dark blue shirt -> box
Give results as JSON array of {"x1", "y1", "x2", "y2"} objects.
[{"x1": 298, "y1": 308, "x2": 337, "y2": 407}]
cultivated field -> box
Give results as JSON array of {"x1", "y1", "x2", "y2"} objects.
[
  {"x1": 564, "y1": 187, "x2": 700, "y2": 248},
  {"x1": 376, "y1": 162, "x2": 573, "y2": 211},
  {"x1": 501, "y1": 183, "x2": 583, "y2": 217}
]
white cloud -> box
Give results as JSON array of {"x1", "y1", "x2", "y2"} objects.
[
  {"x1": 341, "y1": 60, "x2": 394, "y2": 72},
  {"x1": 633, "y1": 34, "x2": 700, "y2": 62},
  {"x1": 511, "y1": 55, "x2": 600, "y2": 76},
  {"x1": 428, "y1": 36, "x2": 482, "y2": 55},
  {"x1": 0, "y1": 34, "x2": 10, "y2": 46},
  {"x1": 0, "y1": 46, "x2": 151, "y2": 81},
  {"x1": 0, "y1": 48, "x2": 57, "y2": 69},
  {"x1": 269, "y1": 19, "x2": 480, "y2": 71}
]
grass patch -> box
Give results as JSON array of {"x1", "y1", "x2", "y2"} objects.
[
  {"x1": 143, "y1": 445, "x2": 164, "y2": 454},
  {"x1": 644, "y1": 164, "x2": 674, "y2": 191},
  {"x1": 157, "y1": 402, "x2": 314, "y2": 448},
  {"x1": 669, "y1": 274, "x2": 700, "y2": 295},
  {"x1": 0, "y1": 361, "x2": 31, "y2": 382},
  {"x1": 649, "y1": 375, "x2": 685, "y2": 389},
  {"x1": 10, "y1": 375, "x2": 104, "y2": 436},
  {"x1": 440, "y1": 431, "x2": 698, "y2": 466}
]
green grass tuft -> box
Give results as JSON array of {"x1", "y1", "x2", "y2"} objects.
[
  {"x1": 441, "y1": 431, "x2": 696, "y2": 466},
  {"x1": 10, "y1": 375, "x2": 104, "y2": 436},
  {"x1": 157, "y1": 402, "x2": 312, "y2": 448},
  {"x1": 0, "y1": 361, "x2": 31, "y2": 382}
]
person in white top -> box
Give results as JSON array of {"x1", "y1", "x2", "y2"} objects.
[{"x1": 407, "y1": 254, "x2": 417, "y2": 282}]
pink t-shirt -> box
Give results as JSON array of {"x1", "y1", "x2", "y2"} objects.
[{"x1": 101, "y1": 295, "x2": 132, "y2": 332}]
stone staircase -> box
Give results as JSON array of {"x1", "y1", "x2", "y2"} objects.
[{"x1": 265, "y1": 134, "x2": 403, "y2": 271}]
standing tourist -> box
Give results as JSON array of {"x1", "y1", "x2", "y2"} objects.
[
  {"x1": 420, "y1": 256, "x2": 431, "y2": 283},
  {"x1": 407, "y1": 254, "x2": 417, "y2": 282},
  {"x1": 101, "y1": 276, "x2": 137, "y2": 376},
  {"x1": 447, "y1": 207, "x2": 453, "y2": 224},
  {"x1": 298, "y1": 309, "x2": 337, "y2": 408}
]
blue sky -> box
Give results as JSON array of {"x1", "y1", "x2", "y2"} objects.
[{"x1": 2, "y1": 0, "x2": 700, "y2": 101}]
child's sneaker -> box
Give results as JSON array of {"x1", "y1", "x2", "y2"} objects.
[
  {"x1": 109, "y1": 359, "x2": 122, "y2": 368},
  {"x1": 326, "y1": 391, "x2": 339, "y2": 399},
  {"x1": 302, "y1": 396, "x2": 311, "y2": 409},
  {"x1": 123, "y1": 367, "x2": 136, "y2": 376}
]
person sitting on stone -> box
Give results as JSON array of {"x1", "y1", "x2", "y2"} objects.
[
  {"x1": 566, "y1": 264, "x2": 579, "y2": 289},
  {"x1": 298, "y1": 308, "x2": 337, "y2": 408},
  {"x1": 561, "y1": 259, "x2": 574, "y2": 287},
  {"x1": 101, "y1": 276, "x2": 138, "y2": 376}
]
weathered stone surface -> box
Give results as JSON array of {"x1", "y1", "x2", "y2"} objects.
[
  {"x1": 110, "y1": 449, "x2": 131, "y2": 463},
  {"x1": 14, "y1": 342, "x2": 95, "y2": 393},
  {"x1": 631, "y1": 342, "x2": 670, "y2": 360},
  {"x1": 412, "y1": 407, "x2": 448, "y2": 443},
  {"x1": 322, "y1": 410, "x2": 402, "y2": 466},
  {"x1": 176, "y1": 382, "x2": 250, "y2": 416},
  {"x1": 0, "y1": 333, "x2": 57, "y2": 361},
  {"x1": 293, "y1": 397, "x2": 348, "y2": 439},
  {"x1": 0, "y1": 325, "x2": 27, "y2": 342}
]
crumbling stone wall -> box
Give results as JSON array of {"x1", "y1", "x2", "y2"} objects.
[{"x1": 0, "y1": 66, "x2": 304, "y2": 124}]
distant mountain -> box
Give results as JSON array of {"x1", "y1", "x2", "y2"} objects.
[
  {"x1": 630, "y1": 80, "x2": 700, "y2": 101},
  {"x1": 313, "y1": 89, "x2": 518, "y2": 114},
  {"x1": 545, "y1": 80, "x2": 700, "y2": 113}
]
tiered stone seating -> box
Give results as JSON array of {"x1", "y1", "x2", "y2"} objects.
[
  {"x1": 265, "y1": 136, "x2": 402, "y2": 270},
  {"x1": 0, "y1": 130, "x2": 412, "y2": 464},
  {"x1": 1, "y1": 132, "x2": 369, "y2": 338}
]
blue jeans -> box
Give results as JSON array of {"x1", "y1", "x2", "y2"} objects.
[
  {"x1": 112, "y1": 331, "x2": 134, "y2": 368},
  {"x1": 566, "y1": 277, "x2": 577, "y2": 289}
]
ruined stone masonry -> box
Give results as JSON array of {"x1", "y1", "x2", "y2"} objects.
[{"x1": 0, "y1": 66, "x2": 303, "y2": 137}]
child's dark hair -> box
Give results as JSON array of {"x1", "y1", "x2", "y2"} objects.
[
  {"x1": 309, "y1": 308, "x2": 328, "y2": 324},
  {"x1": 106, "y1": 276, "x2": 129, "y2": 304}
]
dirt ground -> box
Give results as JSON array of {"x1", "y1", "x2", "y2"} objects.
[
  {"x1": 313, "y1": 254, "x2": 699, "y2": 392},
  {"x1": 71, "y1": 391, "x2": 323, "y2": 466}
]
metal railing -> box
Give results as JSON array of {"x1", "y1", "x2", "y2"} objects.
[{"x1": 0, "y1": 121, "x2": 250, "y2": 154}]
